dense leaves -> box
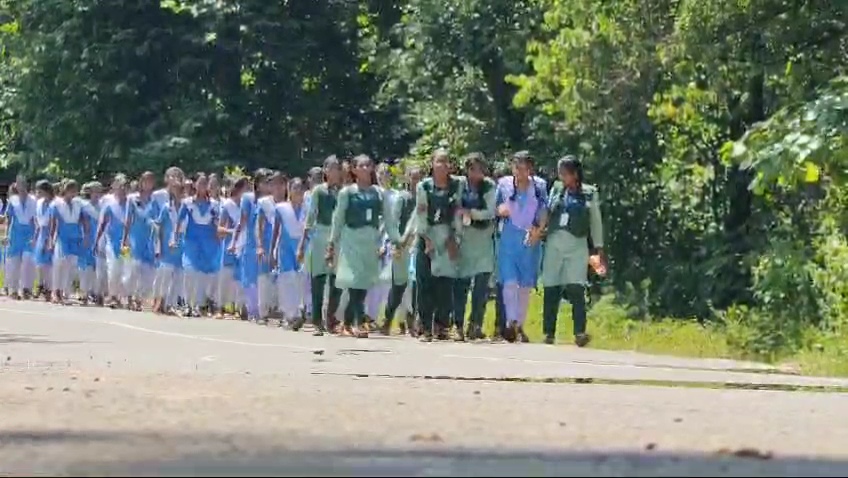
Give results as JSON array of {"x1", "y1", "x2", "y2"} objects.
[{"x1": 1, "y1": 0, "x2": 846, "y2": 356}]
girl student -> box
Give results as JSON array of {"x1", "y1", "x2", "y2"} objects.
[
  {"x1": 295, "y1": 156, "x2": 344, "y2": 336},
  {"x1": 3, "y1": 175, "x2": 37, "y2": 300},
  {"x1": 495, "y1": 151, "x2": 548, "y2": 343},
  {"x1": 333, "y1": 159, "x2": 358, "y2": 328},
  {"x1": 33, "y1": 180, "x2": 55, "y2": 299},
  {"x1": 256, "y1": 171, "x2": 285, "y2": 322},
  {"x1": 414, "y1": 150, "x2": 465, "y2": 342},
  {"x1": 453, "y1": 153, "x2": 497, "y2": 341},
  {"x1": 78, "y1": 182, "x2": 104, "y2": 304},
  {"x1": 364, "y1": 163, "x2": 395, "y2": 327},
  {"x1": 217, "y1": 176, "x2": 247, "y2": 318},
  {"x1": 96, "y1": 174, "x2": 130, "y2": 308},
  {"x1": 231, "y1": 168, "x2": 272, "y2": 322},
  {"x1": 378, "y1": 165, "x2": 421, "y2": 336},
  {"x1": 48, "y1": 179, "x2": 88, "y2": 305},
  {"x1": 153, "y1": 180, "x2": 184, "y2": 315},
  {"x1": 271, "y1": 177, "x2": 309, "y2": 325},
  {"x1": 122, "y1": 171, "x2": 158, "y2": 311},
  {"x1": 541, "y1": 156, "x2": 605, "y2": 347},
  {"x1": 328, "y1": 154, "x2": 395, "y2": 338},
  {"x1": 171, "y1": 172, "x2": 222, "y2": 318}
]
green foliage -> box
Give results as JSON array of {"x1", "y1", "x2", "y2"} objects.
[{"x1": 1, "y1": 0, "x2": 848, "y2": 359}]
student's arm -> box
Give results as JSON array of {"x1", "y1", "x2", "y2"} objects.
[
  {"x1": 48, "y1": 203, "x2": 58, "y2": 250},
  {"x1": 230, "y1": 196, "x2": 249, "y2": 252},
  {"x1": 172, "y1": 201, "x2": 188, "y2": 246},
  {"x1": 256, "y1": 202, "x2": 266, "y2": 258},
  {"x1": 95, "y1": 207, "x2": 110, "y2": 249},
  {"x1": 271, "y1": 207, "x2": 282, "y2": 266},
  {"x1": 535, "y1": 177, "x2": 549, "y2": 229},
  {"x1": 122, "y1": 200, "x2": 134, "y2": 248},
  {"x1": 589, "y1": 187, "x2": 604, "y2": 251},
  {"x1": 328, "y1": 187, "x2": 349, "y2": 248},
  {"x1": 297, "y1": 188, "x2": 320, "y2": 261},
  {"x1": 1, "y1": 202, "x2": 11, "y2": 244},
  {"x1": 155, "y1": 208, "x2": 166, "y2": 257}
]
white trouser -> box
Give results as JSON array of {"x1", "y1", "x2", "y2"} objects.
[
  {"x1": 154, "y1": 264, "x2": 181, "y2": 307},
  {"x1": 184, "y1": 269, "x2": 213, "y2": 307},
  {"x1": 78, "y1": 266, "x2": 96, "y2": 294},
  {"x1": 217, "y1": 266, "x2": 242, "y2": 306},
  {"x1": 52, "y1": 254, "x2": 78, "y2": 295},
  {"x1": 258, "y1": 273, "x2": 275, "y2": 317},
  {"x1": 36, "y1": 264, "x2": 52, "y2": 290},
  {"x1": 5, "y1": 254, "x2": 35, "y2": 293},
  {"x1": 124, "y1": 259, "x2": 155, "y2": 299},
  {"x1": 105, "y1": 249, "x2": 126, "y2": 297},
  {"x1": 276, "y1": 270, "x2": 306, "y2": 319},
  {"x1": 95, "y1": 256, "x2": 108, "y2": 296}
]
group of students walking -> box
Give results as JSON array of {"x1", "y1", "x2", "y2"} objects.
[{"x1": 0, "y1": 150, "x2": 605, "y2": 346}]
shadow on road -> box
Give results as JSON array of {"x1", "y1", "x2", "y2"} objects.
[
  {"x1": 0, "y1": 333, "x2": 86, "y2": 345},
  {"x1": 3, "y1": 430, "x2": 847, "y2": 477}
]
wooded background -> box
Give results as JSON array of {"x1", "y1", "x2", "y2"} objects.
[{"x1": 1, "y1": 0, "x2": 846, "y2": 357}]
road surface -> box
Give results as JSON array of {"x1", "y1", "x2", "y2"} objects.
[{"x1": 2, "y1": 298, "x2": 848, "y2": 476}]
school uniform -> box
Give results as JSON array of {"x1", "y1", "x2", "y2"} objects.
[
  {"x1": 50, "y1": 197, "x2": 85, "y2": 297},
  {"x1": 154, "y1": 199, "x2": 183, "y2": 310},
  {"x1": 3, "y1": 194, "x2": 36, "y2": 294},
  {"x1": 124, "y1": 193, "x2": 157, "y2": 300},
  {"x1": 178, "y1": 196, "x2": 221, "y2": 310},
  {"x1": 101, "y1": 195, "x2": 128, "y2": 298},
  {"x1": 329, "y1": 183, "x2": 394, "y2": 330},
  {"x1": 495, "y1": 175, "x2": 548, "y2": 330},
  {"x1": 274, "y1": 200, "x2": 308, "y2": 319},
  {"x1": 218, "y1": 197, "x2": 243, "y2": 309},
  {"x1": 34, "y1": 197, "x2": 54, "y2": 291}
]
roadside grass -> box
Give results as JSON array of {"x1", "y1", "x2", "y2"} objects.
[{"x1": 2, "y1": 268, "x2": 846, "y2": 377}]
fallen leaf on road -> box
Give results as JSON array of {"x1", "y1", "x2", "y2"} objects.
[
  {"x1": 24, "y1": 386, "x2": 34, "y2": 391},
  {"x1": 473, "y1": 390, "x2": 480, "y2": 395},
  {"x1": 674, "y1": 418, "x2": 682, "y2": 423},
  {"x1": 410, "y1": 433, "x2": 443, "y2": 443},
  {"x1": 313, "y1": 350, "x2": 325, "y2": 355},
  {"x1": 62, "y1": 387, "x2": 70, "y2": 392},
  {"x1": 93, "y1": 378, "x2": 100, "y2": 382},
  {"x1": 645, "y1": 443, "x2": 657, "y2": 451},
  {"x1": 715, "y1": 448, "x2": 773, "y2": 460}
]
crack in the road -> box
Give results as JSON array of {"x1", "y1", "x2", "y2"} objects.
[{"x1": 311, "y1": 372, "x2": 848, "y2": 394}]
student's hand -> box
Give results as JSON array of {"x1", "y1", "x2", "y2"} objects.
[
  {"x1": 270, "y1": 249, "x2": 278, "y2": 266},
  {"x1": 169, "y1": 239, "x2": 178, "y2": 250},
  {"x1": 423, "y1": 236, "x2": 434, "y2": 256},
  {"x1": 257, "y1": 246, "x2": 265, "y2": 259},
  {"x1": 325, "y1": 243, "x2": 335, "y2": 266},
  {"x1": 525, "y1": 227, "x2": 543, "y2": 246},
  {"x1": 391, "y1": 244, "x2": 403, "y2": 259},
  {"x1": 445, "y1": 236, "x2": 459, "y2": 261},
  {"x1": 296, "y1": 246, "x2": 305, "y2": 264},
  {"x1": 216, "y1": 226, "x2": 229, "y2": 239},
  {"x1": 227, "y1": 244, "x2": 237, "y2": 255},
  {"x1": 45, "y1": 241, "x2": 54, "y2": 252},
  {"x1": 378, "y1": 244, "x2": 387, "y2": 258},
  {"x1": 497, "y1": 204, "x2": 510, "y2": 218},
  {"x1": 155, "y1": 249, "x2": 161, "y2": 260}
]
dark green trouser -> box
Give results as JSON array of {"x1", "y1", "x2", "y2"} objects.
[
  {"x1": 495, "y1": 283, "x2": 506, "y2": 335},
  {"x1": 543, "y1": 284, "x2": 587, "y2": 338},
  {"x1": 384, "y1": 283, "x2": 408, "y2": 325},
  {"x1": 416, "y1": 249, "x2": 453, "y2": 334},
  {"x1": 453, "y1": 273, "x2": 491, "y2": 329},
  {"x1": 344, "y1": 288, "x2": 368, "y2": 326},
  {"x1": 310, "y1": 274, "x2": 342, "y2": 328}
]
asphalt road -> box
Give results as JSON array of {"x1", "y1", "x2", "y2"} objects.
[{"x1": 2, "y1": 298, "x2": 848, "y2": 476}]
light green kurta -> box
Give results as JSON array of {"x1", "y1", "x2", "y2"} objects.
[
  {"x1": 330, "y1": 183, "x2": 394, "y2": 290},
  {"x1": 380, "y1": 189, "x2": 415, "y2": 285},
  {"x1": 457, "y1": 177, "x2": 497, "y2": 278},
  {"x1": 303, "y1": 183, "x2": 337, "y2": 276},
  {"x1": 415, "y1": 176, "x2": 465, "y2": 278},
  {"x1": 541, "y1": 183, "x2": 604, "y2": 287}
]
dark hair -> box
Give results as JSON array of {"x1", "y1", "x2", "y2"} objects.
[
  {"x1": 463, "y1": 152, "x2": 487, "y2": 173},
  {"x1": 36, "y1": 180, "x2": 53, "y2": 196},
  {"x1": 232, "y1": 177, "x2": 249, "y2": 196},
  {"x1": 352, "y1": 154, "x2": 378, "y2": 185},
  {"x1": 341, "y1": 159, "x2": 355, "y2": 183},
  {"x1": 252, "y1": 168, "x2": 272, "y2": 186},
  {"x1": 512, "y1": 150, "x2": 533, "y2": 167},
  {"x1": 557, "y1": 155, "x2": 584, "y2": 186},
  {"x1": 62, "y1": 179, "x2": 79, "y2": 195}
]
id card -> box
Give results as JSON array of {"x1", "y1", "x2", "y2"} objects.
[
  {"x1": 365, "y1": 208, "x2": 373, "y2": 222},
  {"x1": 559, "y1": 212, "x2": 569, "y2": 227}
]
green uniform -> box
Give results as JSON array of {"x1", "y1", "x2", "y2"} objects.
[
  {"x1": 541, "y1": 181, "x2": 603, "y2": 340},
  {"x1": 414, "y1": 176, "x2": 465, "y2": 278},
  {"x1": 541, "y1": 182, "x2": 603, "y2": 287},
  {"x1": 330, "y1": 183, "x2": 394, "y2": 291},
  {"x1": 381, "y1": 189, "x2": 416, "y2": 286},
  {"x1": 457, "y1": 177, "x2": 496, "y2": 278},
  {"x1": 304, "y1": 184, "x2": 338, "y2": 276}
]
